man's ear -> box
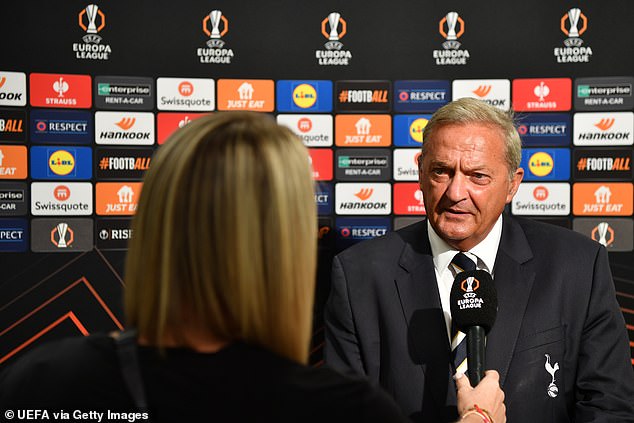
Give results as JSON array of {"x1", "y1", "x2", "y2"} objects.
[{"x1": 506, "y1": 167, "x2": 524, "y2": 203}]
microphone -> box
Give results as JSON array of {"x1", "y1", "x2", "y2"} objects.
[{"x1": 449, "y1": 269, "x2": 497, "y2": 386}]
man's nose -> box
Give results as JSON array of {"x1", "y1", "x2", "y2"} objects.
[{"x1": 445, "y1": 173, "x2": 468, "y2": 201}]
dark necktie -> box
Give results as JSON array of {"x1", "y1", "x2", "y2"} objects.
[{"x1": 450, "y1": 252, "x2": 476, "y2": 373}]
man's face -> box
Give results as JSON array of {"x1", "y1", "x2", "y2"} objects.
[{"x1": 419, "y1": 123, "x2": 523, "y2": 251}]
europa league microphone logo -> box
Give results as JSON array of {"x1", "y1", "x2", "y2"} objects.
[
  {"x1": 592, "y1": 222, "x2": 614, "y2": 247},
  {"x1": 79, "y1": 4, "x2": 106, "y2": 43},
  {"x1": 439, "y1": 11, "x2": 464, "y2": 50},
  {"x1": 322, "y1": 12, "x2": 347, "y2": 50},
  {"x1": 561, "y1": 8, "x2": 587, "y2": 47},
  {"x1": 203, "y1": 10, "x2": 229, "y2": 48}
]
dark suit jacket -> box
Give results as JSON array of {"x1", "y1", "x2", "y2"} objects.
[{"x1": 324, "y1": 215, "x2": 634, "y2": 422}]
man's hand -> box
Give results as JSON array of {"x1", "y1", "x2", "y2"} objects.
[{"x1": 455, "y1": 370, "x2": 506, "y2": 423}]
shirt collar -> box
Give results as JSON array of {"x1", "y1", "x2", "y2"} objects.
[{"x1": 428, "y1": 214, "x2": 503, "y2": 274}]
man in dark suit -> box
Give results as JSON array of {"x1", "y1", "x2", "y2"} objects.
[{"x1": 324, "y1": 98, "x2": 634, "y2": 422}]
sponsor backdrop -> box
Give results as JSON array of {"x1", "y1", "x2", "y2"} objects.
[{"x1": 0, "y1": 0, "x2": 633, "y2": 369}]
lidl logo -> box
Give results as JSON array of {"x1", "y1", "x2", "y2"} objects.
[
  {"x1": 293, "y1": 84, "x2": 317, "y2": 109},
  {"x1": 393, "y1": 115, "x2": 432, "y2": 147},
  {"x1": 520, "y1": 148, "x2": 570, "y2": 181},
  {"x1": 277, "y1": 80, "x2": 332, "y2": 113},
  {"x1": 409, "y1": 118, "x2": 427, "y2": 143},
  {"x1": 30, "y1": 146, "x2": 92, "y2": 180},
  {"x1": 49, "y1": 150, "x2": 75, "y2": 176}
]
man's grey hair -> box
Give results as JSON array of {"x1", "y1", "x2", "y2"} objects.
[{"x1": 421, "y1": 98, "x2": 522, "y2": 178}]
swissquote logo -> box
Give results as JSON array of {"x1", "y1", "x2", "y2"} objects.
[
  {"x1": 198, "y1": 10, "x2": 234, "y2": 64},
  {"x1": 335, "y1": 183, "x2": 391, "y2": 215},
  {"x1": 555, "y1": 8, "x2": 592, "y2": 63},
  {"x1": 452, "y1": 80, "x2": 510, "y2": 110},
  {"x1": 276, "y1": 115, "x2": 333, "y2": 147},
  {"x1": 512, "y1": 183, "x2": 570, "y2": 216},
  {"x1": 156, "y1": 78, "x2": 215, "y2": 111},
  {"x1": 95, "y1": 112, "x2": 155, "y2": 145},
  {"x1": 31, "y1": 182, "x2": 92, "y2": 215},
  {"x1": 573, "y1": 112, "x2": 633, "y2": 146},
  {"x1": 74, "y1": 4, "x2": 112, "y2": 60},
  {"x1": 393, "y1": 149, "x2": 421, "y2": 181},
  {"x1": 0, "y1": 71, "x2": 27, "y2": 107},
  {"x1": 316, "y1": 12, "x2": 352, "y2": 66},
  {"x1": 433, "y1": 11, "x2": 469, "y2": 65}
]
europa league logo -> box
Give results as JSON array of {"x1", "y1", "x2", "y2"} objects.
[
  {"x1": 322, "y1": 12, "x2": 347, "y2": 50},
  {"x1": 79, "y1": 4, "x2": 105, "y2": 43},
  {"x1": 561, "y1": 8, "x2": 587, "y2": 47},
  {"x1": 203, "y1": 10, "x2": 228, "y2": 48},
  {"x1": 439, "y1": 11, "x2": 464, "y2": 50},
  {"x1": 52, "y1": 223, "x2": 73, "y2": 248}
]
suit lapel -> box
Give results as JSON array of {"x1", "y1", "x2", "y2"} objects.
[
  {"x1": 394, "y1": 222, "x2": 456, "y2": 408},
  {"x1": 486, "y1": 215, "x2": 536, "y2": 386}
]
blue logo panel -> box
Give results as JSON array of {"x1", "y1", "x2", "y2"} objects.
[
  {"x1": 394, "y1": 80, "x2": 450, "y2": 113},
  {"x1": 335, "y1": 217, "x2": 391, "y2": 250},
  {"x1": 276, "y1": 80, "x2": 333, "y2": 113},
  {"x1": 520, "y1": 148, "x2": 570, "y2": 181},
  {"x1": 516, "y1": 113, "x2": 571, "y2": 147},
  {"x1": 30, "y1": 110, "x2": 92, "y2": 144},
  {"x1": 393, "y1": 114, "x2": 432, "y2": 147},
  {"x1": 30, "y1": 146, "x2": 93, "y2": 180},
  {"x1": 0, "y1": 218, "x2": 28, "y2": 252},
  {"x1": 315, "y1": 182, "x2": 333, "y2": 215}
]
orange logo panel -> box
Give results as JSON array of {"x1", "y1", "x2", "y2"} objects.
[
  {"x1": 573, "y1": 183, "x2": 633, "y2": 216},
  {"x1": 0, "y1": 145, "x2": 27, "y2": 179},
  {"x1": 335, "y1": 115, "x2": 391, "y2": 147},
  {"x1": 217, "y1": 80, "x2": 274, "y2": 112},
  {"x1": 96, "y1": 182, "x2": 142, "y2": 216}
]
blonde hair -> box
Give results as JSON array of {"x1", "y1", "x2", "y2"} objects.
[
  {"x1": 125, "y1": 112, "x2": 317, "y2": 364},
  {"x1": 422, "y1": 98, "x2": 522, "y2": 177}
]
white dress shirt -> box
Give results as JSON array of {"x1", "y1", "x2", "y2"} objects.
[{"x1": 427, "y1": 214, "x2": 503, "y2": 344}]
